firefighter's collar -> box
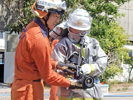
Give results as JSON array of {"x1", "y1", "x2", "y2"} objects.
[{"x1": 34, "y1": 17, "x2": 48, "y2": 37}]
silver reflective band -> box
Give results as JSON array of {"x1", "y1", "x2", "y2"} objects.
[
  {"x1": 37, "y1": 1, "x2": 56, "y2": 6},
  {"x1": 36, "y1": 0, "x2": 66, "y2": 11}
]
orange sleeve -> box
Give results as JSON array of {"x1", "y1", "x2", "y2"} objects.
[
  {"x1": 51, "y1": 58, "x2": 57, "y2": 69},
  {"x1": 51, "y1": 39, "x2": 59, "y2": 51},
  {"x1": 31, "y1": 37, "x2": 70, "y2": 87}
]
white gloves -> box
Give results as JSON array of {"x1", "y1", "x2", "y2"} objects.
[{"x1": 80, "y1": 64, "x2": 92, "y2": 75}]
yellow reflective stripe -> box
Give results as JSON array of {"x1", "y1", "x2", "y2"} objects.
[
  {"x1": 76, "y1": 44, "x2": 85, "y2": 58},
  {"x1": 83, "y1": 98, "x2": 93, "y2": 100},
  {"x1": 66, "y1": 75, "x2": 71, "y2": 79},
  {"x1": 58, "y1": 97, "x2": 81, "y2": 100},
  {"x1": 89, "y1": 64, "x2": 94, "y2": 75},
  {"x1": 82, "y1": 48, "x2": 85, "y2": 58},
  {"x1": 58, "y1": 97, "x2": 99, "y2": 100},
  {"x1": 58, "y1": 97, "x2": 70, "y2": 100}
]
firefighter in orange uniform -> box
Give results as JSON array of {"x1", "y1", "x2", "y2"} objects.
[{"x1": 10, "y1": 0, "x2": 83, "y2": 100}]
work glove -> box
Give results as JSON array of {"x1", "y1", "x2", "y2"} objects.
[
  {"x1": 80, "y1": 64, "x2": 92, "y2": 75},
  {"x1": 57, "y1": 62, "x2": 77, "y2": 74},
  {"x1": 69, "y1": 75, "x2": 94, "y2": 89},
  {"x1": 69, "y1": 76, "x2": 86, "y2": 89}
]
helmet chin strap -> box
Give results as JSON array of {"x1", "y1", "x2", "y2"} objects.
[{"x1": 42, "y1": 12, "x2": 51, "y2": 38}]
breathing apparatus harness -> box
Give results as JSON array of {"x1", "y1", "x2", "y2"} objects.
[
  {"x1": 76, "y1": 36, "x2": 94, "y2": 88},
  {"x1": 67, "y1": 34, "x2": 94, "y2": 88}
]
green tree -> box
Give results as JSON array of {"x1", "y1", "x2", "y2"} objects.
[{"x1": 3, "y1": 0, "x2": 35, "y2": 33}]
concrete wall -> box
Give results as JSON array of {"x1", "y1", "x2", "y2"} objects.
[
  {"x1": 4, "y1": 33, "x2": 20, "y2": 83},
  {"x1": 117, "y1": 0, "x2": 133, "y2": 41}
]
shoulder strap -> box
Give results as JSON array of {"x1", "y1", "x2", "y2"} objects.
[{"x1": 76, "y1": 37, "x2": 86, "y2": 77}]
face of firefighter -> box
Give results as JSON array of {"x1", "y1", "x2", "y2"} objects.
[
  {"x1": 69, "y1": 27, "x2": 84, "y2": 35},
  {"x1": 47, "y1": 13, "x2": 60, "y2": 30},
  {"x1": 68, "y1": 27, "x2": 85, "y2": 43}
]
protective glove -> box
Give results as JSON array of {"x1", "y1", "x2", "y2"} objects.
[
  {"x1": 69, "y1": 75, "x2": 94, "y2": 89},
  {"x1": 80, "y1": 64, "x2": 92, "y2": 75},
  {"x1": 57, "y1": 62, "x2": 77, "y2": 74},
  {"x1": 69, "y1": 76, "x2": 87, "y2": 89}
]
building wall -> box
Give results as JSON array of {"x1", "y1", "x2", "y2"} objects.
[
  {"x1": 4, "y1": 33, "x2": 19, "y2": 83},
  {"x1": 0, "y1": 31, "x2": 5, "y2": 52},
  {"x1": 0, "y1": 30, "x2": 5, "y2": 82},
  {"x1": 117, "y1": 0, "x2": 133, "y2": 41}
]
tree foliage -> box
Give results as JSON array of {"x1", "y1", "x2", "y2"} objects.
[
  {"x1": 4, "y1": 0, "x2": 131, "y2": 82},
  {"x1": 2, "y1": 0, "x2": 35, "y2": 33}
]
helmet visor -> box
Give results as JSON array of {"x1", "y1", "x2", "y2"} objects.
[
  {"x1": 35, "y1": 0, "x2": 66, "y2": 15},
  {"x1": 68, "y1": 27, "x2": 86, "y2": 36}
]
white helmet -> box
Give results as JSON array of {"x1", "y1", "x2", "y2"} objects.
[
  {"x1": 67, "y1": 9, "x2": 92, "y2": 31},
  {"x1": 31, "y1": 0, "x2": 66, "y2": 18}
]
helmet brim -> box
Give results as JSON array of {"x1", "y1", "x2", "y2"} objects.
[
  {"x1": 31, "y1": 2, "x2": 48, "y2": 18},
  {"x1": 67, "y1": 22, "x2": 91, "y2": 31}
]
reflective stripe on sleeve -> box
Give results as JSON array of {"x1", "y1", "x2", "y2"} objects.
[{"x1": 89, "y1": 64, "x2": 94, "y2": 75}]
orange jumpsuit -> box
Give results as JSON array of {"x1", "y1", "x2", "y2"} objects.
[
  {"x1": 11, "y1": 17, "x2": 70, "y2": 100},
  {"x1": 50, "y1": 39, "x2": 59, "y2": 100}
]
